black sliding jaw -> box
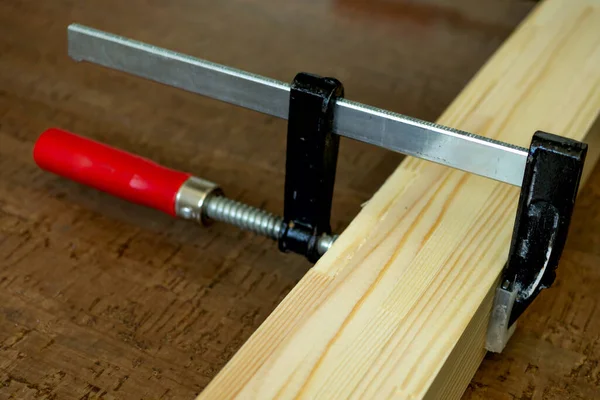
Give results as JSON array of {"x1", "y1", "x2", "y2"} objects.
[
  {"x1": 486, "y1": 131, "x2": 587, "y2": 352},
  {"x1": 278, "y1": 73, "x2": 344, "y2": 262}
]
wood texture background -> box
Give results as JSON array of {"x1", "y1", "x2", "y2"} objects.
[{"x1": 0, "y1": 0, "x2": 598, "y2": 399}]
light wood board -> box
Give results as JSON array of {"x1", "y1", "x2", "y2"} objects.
[{"x1": 198, "y1": 0, "x2": 600, "y2": 398}]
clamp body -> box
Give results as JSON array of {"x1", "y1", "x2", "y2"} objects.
[{"x1": 37, "y1": 25, "x2": 594, "y2": 340}]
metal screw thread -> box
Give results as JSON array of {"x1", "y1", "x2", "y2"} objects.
[{"x1": 204, "y1": 196, "x2": 284, "y2": 240}]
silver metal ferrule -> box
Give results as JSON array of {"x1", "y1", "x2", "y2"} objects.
[{"x1": 175, "y1": 176, "x2": 222, "y2": 224}]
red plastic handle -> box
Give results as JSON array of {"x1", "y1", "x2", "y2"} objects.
[{"x1": 33, "y1": 128, "x2": 191, "y2": 216}]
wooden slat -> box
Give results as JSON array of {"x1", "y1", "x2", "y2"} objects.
[{"x1": 198, "y1": 0, "x2": 600, "y2": 398}]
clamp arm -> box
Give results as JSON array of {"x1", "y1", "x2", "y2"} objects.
[{"x1": 486, "y1": 132, "x2": 587, "y2": 352}]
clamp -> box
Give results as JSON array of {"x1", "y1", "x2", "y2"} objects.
[{"x1": 34, "y1": 24, "x2": 590, "y2": 351}]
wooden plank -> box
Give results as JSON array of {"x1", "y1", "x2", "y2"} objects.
[{"x1": 199, "y1": 0, "x2": 600, "y2": 398}]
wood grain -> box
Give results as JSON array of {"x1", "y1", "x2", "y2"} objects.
[{"x1": 199, "y1": 1, "x2": 600, "y2": 398}]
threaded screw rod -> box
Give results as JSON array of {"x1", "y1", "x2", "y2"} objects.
[
  {"x1": 175, "y1": 177, "x2": 337, "y2": 257},
  {"x1": 204, "y1": 196, "x2": 283, "y2": 240}
]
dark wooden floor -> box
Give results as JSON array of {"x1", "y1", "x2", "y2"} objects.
[{"x1": 1, "y1": 0, "x2": 599, "y2": 399}]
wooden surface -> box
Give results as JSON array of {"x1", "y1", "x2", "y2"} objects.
[
  {"x1": 0, "y1": 0, "x2": 598, "y2": 399},
  {"x1": 199, "y1": 1, "x2": 600, "y2": 399}
]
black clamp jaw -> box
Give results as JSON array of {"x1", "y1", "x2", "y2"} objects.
[
  {"x1": 486, "y1": 132, "x2": 587, "y2": 352},
  {"x1": 278, "y1": 73, "x2": 343, "y2": 263}
]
